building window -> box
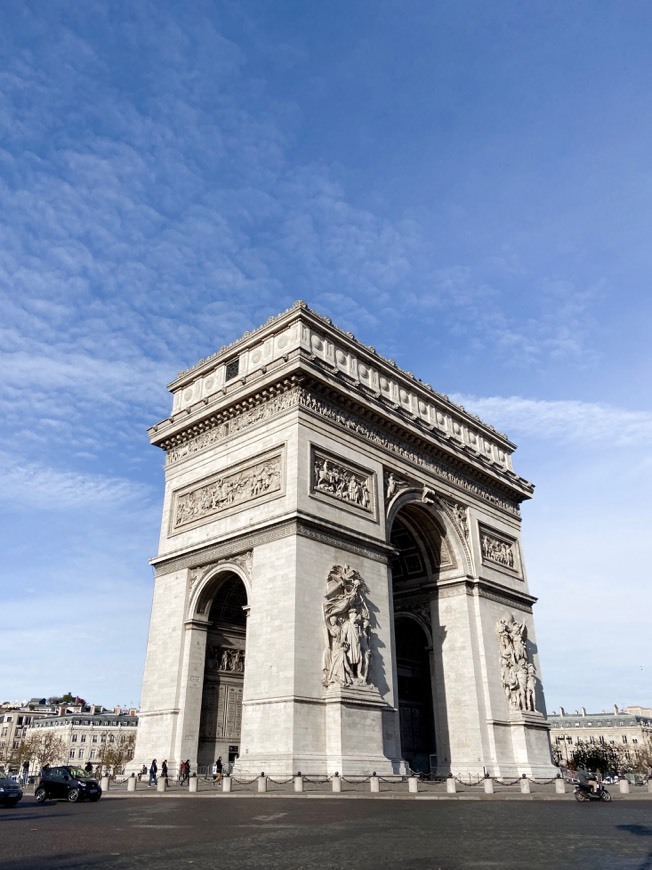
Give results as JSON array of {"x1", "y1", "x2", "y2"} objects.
[
  {"x1": 622, "y1": 736, "x2": 627, "y2": 743},
  {"x1": 78, "y1": 749, "x2": 84, "y2": 759},
  {"x1": 225, "y1": 358, "x2": 240, "y2": 381},
  {"x1": 72, "y1": 734, "x2": 78, "y2": 742},
  {"x1": 633, "y1": 739, "x2": 638, "y2": 744},
  {"x1": 90, "y1": 750, "x2": 96, "y2": 759},
  {"x1": 92, "y1": 735, "x2": 98, "y2": 743},
  {"x1": 599, "y1": 736, "x2": 605, "y2": 744},
  {"x1": 81, "y1": 734, "x2": 86, "y2": 743},
  {"x1": 69, "y1": 750, "x2": 75, "y2": 759}
]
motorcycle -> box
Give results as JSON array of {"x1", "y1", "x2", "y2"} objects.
[{"x1": 574, "y1": 781, "x2": 612, "y2": 802}]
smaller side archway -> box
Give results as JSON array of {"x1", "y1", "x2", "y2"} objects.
[{"x1": 192, "y1": 570, "x2": 249, "y2": 771}]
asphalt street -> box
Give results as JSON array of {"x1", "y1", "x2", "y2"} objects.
[{"x1": 1, "y1": 796, "x2": 651, "y2": 870}]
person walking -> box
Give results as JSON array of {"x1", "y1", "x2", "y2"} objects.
[
  {"x1": 213, "y1": 756, "x2": 223, "y2": 783},
  {"x1": 148, "y1": 759, "x2": 158, "y2": 787},
  {"x1": 161, "y1": 759, "x2": 168, "y2": 782}
]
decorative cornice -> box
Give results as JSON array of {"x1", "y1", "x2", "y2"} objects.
[{"x1": 152, "y1": 516, "x2": 391, "y2": 577}]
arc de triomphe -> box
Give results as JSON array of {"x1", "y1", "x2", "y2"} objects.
[{"x1": 133, "y1": 302, "x2": 555, "y2": 777}]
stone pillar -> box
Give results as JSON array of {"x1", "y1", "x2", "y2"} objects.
[
  {"x1": 370, "y1": 775, "x2": 380, "y2": 793},
  {"x1": 157, "y1": 777, "x2": 167, "y2": 793},
  {"x1": 619, "y1": 779, "x2": 630, "y2": 794},
  {"x1": 294, "y1": 775, "x2": 303, "y2": 793},
  {"x1": 101, "y1": 775, "x2": 110, "y2": 792},
  {"x1": 223, "y1": 776, "x2": 232, "y2": 793},
  {"x1": 172, "y1": 620, "x2": 209, "y2": 768},
  {"x1": 189, "y1": 775, "x2": 198, "y2": 793},
  {"x1": 127, "y1": 774, "x2": 137, "y2": 792},
  {"x1": 484, "y1": 778, "x2": 494, "y2": 794},
  {"x1": 647, "y1": 780, "x2": 652, "y2": 794},
  {"x1": 446, "y1": 776, "x2": 457, "y2": 794},
  {"x1": 555, "y1": 777, "x2": 566, "y2": 794},
  {"x1": 519, "y1": 776, "x2": 531, "y2": 794},
  {"x1": 408, "y1": 776, "x2": 419, "y2": 794},
  {"x1": 332, "y1": 774, "x2": 342, "y2": 793},
  {"x1": 258, "y1": 774, "x2": 267, "y2": 793}
]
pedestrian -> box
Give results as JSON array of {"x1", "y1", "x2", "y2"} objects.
[
  {"x1": 180, "y1": 759, "x2": 191, "y2": 785},
  {"x1": 21, "y1": 760, "x2": 29, "y2": 786},
  {"x1": 84, "y1": 761, "x2": 93, "y2": 775},
  {"x1": 139, "y1": 763, "x2": 147, "y2": 782},
  {"x1": 148, "y1": 758, "x2": 158, "y2": 787},
  {"x1": 161, "y1": 759, "x2": 168, "y2": 781},
  {"x1": 212, "y1": 756, "x2": 223, "y2": 783}
]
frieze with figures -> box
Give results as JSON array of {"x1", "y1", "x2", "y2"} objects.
[
  {"x1": 299, "y1": 388, "x2": 521, "y2": 516},
  {"x1": 311, "y1": 449, "x2": 375, "y2": 516},
  {"x1": 165, "y1": 387, "x2": 299, "y2": 464},
  {"x1": 480, "y1": 526, "x2": 520, "y2": 573},
  {"x1": 171, "y1": 449, "x2": 284, "y2": 533},
  {"x1": 207, "y1": 645, "x2": 245, "y2": 673}
]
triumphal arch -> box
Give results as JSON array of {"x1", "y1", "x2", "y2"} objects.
[{"x1": 134, "y1": 302, "x2": 555, "y2": 777}]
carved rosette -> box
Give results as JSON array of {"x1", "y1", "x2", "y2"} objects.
[
  {"x1": 322, "y1": 565, "x2": 374, "y2": 690},
  {"x1": 497, "y1": 613, "x2": 537, "y2": 713}
]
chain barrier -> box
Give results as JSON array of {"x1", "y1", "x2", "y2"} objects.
[
  {"x1": 493, "y1": 778, "x2": 521, "y2": 786},
  {"x1": 232, "y1": 776, "x2": 258, "y2": 785},
  {"x1": 303, "y1": 776, "x2": 330, "y2": 784},
  {"x1": 267, "y1": 777, "x2": 294, "y2": 785},
  {"x1": 454, "y1": 776, "x2": 484, "y2": 786},
  {"x1": 527, "y1": 776, "x2": 559, "y2": 785},
  {"x1": 341, "y1": 775, "x2": 372, "y2": 783}
]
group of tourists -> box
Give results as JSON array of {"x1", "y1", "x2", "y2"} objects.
[{"x1": 142, "y1": 758, "x2": 192, "y2": 786}]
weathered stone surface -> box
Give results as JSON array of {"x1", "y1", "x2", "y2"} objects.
[{"x1": 133, "y1": 304, "x2": 555, "y2": 779}]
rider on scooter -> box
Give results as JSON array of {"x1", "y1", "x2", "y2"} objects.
[{"x1": 576, "y1": 765, "x2": 600, "y2": 794}]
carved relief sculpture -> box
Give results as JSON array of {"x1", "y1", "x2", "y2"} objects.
[
  {"x1": 173, "y1": 451, "x2": 282, "y2": 531},
  {"x1": 497, "y1": 613, "x2": 537, "y2": 712},
  {"x1": 208, "y1": 646, "x2": 245, "y2": 673},
  {"x1": 312, "y1": 452, "x2": 372, "y2": 512},
  {"x1": 482, "y1": 532, "x2": 517, "y2": 569},
  {"x1": 322, "y1": 565, "x2": 373, "y2": 688}
]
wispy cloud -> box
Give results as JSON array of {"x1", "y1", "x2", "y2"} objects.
[{"x1": 452, "y1": 394, "x2": 652, "y2": 448}]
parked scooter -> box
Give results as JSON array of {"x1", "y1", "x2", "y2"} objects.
[{"x1": 574, "y1": 781, "x2": 612, "y2": 802}]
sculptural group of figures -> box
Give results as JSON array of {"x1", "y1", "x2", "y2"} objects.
[
  {"x1": 208, "y1": 646, "x2": 245, "y2": 673},
  {"x1": 497, "y1": 614, "x2": 537, "y2": 712},
  {"x1": 314, "y1": 459, "x2": 371, "y2": 509},
  {"x1": 322, "y1": 565, "x2": 373, "y2": 688},
  {"x1": 482, "y1": 534, "x2": 516, "y2": 568},
  {"x1": 175, "y1": 459, "x2": 281, "y2": 526}
]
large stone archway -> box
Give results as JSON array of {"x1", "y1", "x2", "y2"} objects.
[{"x1": 133, "y1": 303, "x2": 555, "y2": 778}]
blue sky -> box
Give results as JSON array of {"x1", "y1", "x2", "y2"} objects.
[{"x1": 1, "y1": 0, "x2": 650, "y2": 713}]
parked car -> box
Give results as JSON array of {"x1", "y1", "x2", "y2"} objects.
[
  {"x1": 35, "y1": 766, "x2": 102, "y2": 803},
  {"x1": 0, "y1": 770, "x2": 23, "y2": 807}
]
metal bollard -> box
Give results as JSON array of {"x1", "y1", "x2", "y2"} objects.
[
  {"x1": 332, "y1": 774, "x2": 342, "y2": 793},
  {"x1": 223, "y1": 775, "x2": 232, "y2": 793},
  {"x1": 483, "y1": 778, "x2": 494, "y2": 794},
  {"x1": 370, "y1": 775, "x2": 380, "y2": 794},
  {"x1": 189, "y1": 775, "x2": 198, "y2": 793},
  {"x1": 555, "y1": 777, "x2": 566, "y2": 794},
  {"x1": 127, "y1": 774, "x2": 136, "y2": 792},
  {"x1": 619, "y1": 778, "x2": 630, "y2": 794},
  {"x1": 446, "y1": 776, "x2": 457, "y2": 794},
  {"x1": 101, "y1": 775, "x2": 110, "y2": 792},
  {"x1": 520, "y1": 777, "x2": 531, "y2": 794},
  {"x1": 258, "y1": 773, "x2": 267, "y2": 793},
  {"x1": 157, "y1": 777, "x2": 167, "y2": 793},
  {"x1": 294, "y1": 774, "x2": 304, "y2": 793},
  {"x1": 408, "y1": 776, "x2": 419, "y2": 794}
]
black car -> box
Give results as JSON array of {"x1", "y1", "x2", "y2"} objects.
[
  {"x1": 35, "y1": 766, "x2": 102, "y2": 803},
  {"x1": 0, "y1": 771, "x2": 23, "y2": 807}
]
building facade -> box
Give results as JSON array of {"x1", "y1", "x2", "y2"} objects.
[
  {"x1": 548, "y1": 706, "x2": 652, "y2": 768},
  {"x1": 29, "y1": 711, "x2": 138, "y2": 771},
  {"x1": 134, "y1": 302, "x2": 555, "y2": 778}
]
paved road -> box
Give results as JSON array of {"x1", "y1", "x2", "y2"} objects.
[{"x1": 1, "y1": 796, "x2": 650, "y2": 870}]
